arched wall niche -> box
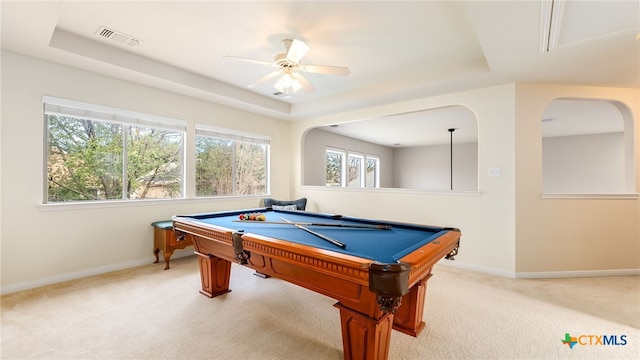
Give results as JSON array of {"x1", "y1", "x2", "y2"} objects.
[
  {"x1": 301, "y1": 105, "x2": 479, "y2": 191},
  {"x1": 541, "y1": 98, "x2": 635, "y2": 194}
]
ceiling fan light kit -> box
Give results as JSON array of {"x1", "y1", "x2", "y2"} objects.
[
  {"x1": 274, "y1": 70, "x2": 303, "y2": 95},
  {"x1": 225, "y1": 38, "x2": 350, "y2": 96}
]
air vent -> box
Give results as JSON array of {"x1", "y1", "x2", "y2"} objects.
[{"x1": 96, "y1": 26, "x2": 143, "y2": 48}]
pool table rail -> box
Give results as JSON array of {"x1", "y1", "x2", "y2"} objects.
[{"x1": 401, "y1": 229, "x2": 461, "y2": 283}]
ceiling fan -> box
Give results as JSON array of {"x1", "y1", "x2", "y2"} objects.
[{"x1": 224, "y1": 39, "x2": 350, "y2": 96}]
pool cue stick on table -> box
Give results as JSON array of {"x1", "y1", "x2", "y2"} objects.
[
  {"x1": 279, "y1": 217, "x2": 347, "y2": 249},
  {"x1": 232, "y1": 220, "x2": 391, "y2": 230}
]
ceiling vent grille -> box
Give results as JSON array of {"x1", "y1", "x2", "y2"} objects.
[{"x1": 96, "y1": 26, "x2": 143, "y2": 48}]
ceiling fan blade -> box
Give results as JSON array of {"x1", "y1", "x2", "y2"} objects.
[
  {"x1": 223, "y1": 55, "x2": 274, "y2": 67},
  {"x1": 247, "y1": 70, "x2": 282, "y2": 88},
  {"x1": 300, "y1": 64, "x2": 350, "y2": 76},
  {"x1": 286, "y1": 39, "x2": 310, "y2": 64},
  {"x1": 292, "y1": 73, "x2": 315, "y2": 92}
]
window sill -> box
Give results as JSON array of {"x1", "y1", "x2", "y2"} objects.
[
  {"x1": 300, "y1": 185, "x2": 482, "y2": 197},
  {"x1": 541, "y1": 193, "x2": 638, "y2": 200},
  {"x1": 37, "y1": 195, "x2": 266, "y2": 212}
]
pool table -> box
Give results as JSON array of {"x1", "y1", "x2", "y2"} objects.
[{"x1": 172, "y1": 208, "x2": 460, "y2": 360}]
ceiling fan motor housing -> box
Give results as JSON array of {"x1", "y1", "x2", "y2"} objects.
[
  {"x1": 273, "y1": 52, "x2": 295, "y2": 68},
  {"x1": 281, "y1": 39, "x2": 293, "y2": 50}
]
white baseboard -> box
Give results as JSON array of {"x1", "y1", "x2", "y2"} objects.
[
  {"x1": 0, "y1": 252, "x2": 194, "y2": 295},
  {"x1": 436, "y1": 259, "x2": 517, "y2": 278},
  {"x1": 516, "y1": 268, "x2": 640, "y2": 278},
  {"x1": 437, "y1": 260, "x2": 640, "y2": 279}
]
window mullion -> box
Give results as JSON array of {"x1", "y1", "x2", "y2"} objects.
[
  {"x1": 232, "y1": 141, "x2": 237, "y2": 195},
  {"x1": 341, "y1": 153, "x2": 346, "y2": 187},
  {"x1": 360, "y1": 157, "x2": 365, "y2": 187},
  {"x1": 122, "y1": 126, "x2": 128, "y2": 199}
]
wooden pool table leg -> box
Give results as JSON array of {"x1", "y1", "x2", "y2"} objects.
[
  {"x1": 334, "y1": 303, "x2": 393, "y2": 360},
  {"x1": 392, "y1": 273, "x2": 432, "y2": 337},
  {"x1": 195, "y1": 251, "x2": 231, "y2": 298}
]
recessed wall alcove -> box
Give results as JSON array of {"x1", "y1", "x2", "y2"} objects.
[{"x1": 541, "y1": 98, "x2": 635, "y2": 194}]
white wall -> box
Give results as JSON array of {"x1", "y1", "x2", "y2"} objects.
[
  {"x1": 394, "y1": 142, "x2": 478, "y2": 190},
  {"x1": 543, "y1": 132, "x2": 625, "y2": 193},
  {"x1": 0, "y1": 51, "x2": 291, "y2": 293}
]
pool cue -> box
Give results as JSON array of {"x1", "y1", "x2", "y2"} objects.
[
  {"x1": 280, "y1": 217, "x2": 347, "y2": 249},
  {"x1": 232, "y1": 220, "x2": 391, "y2": 230}
]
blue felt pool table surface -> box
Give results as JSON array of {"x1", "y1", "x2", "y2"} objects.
[{"x1": 184, "y1": 208, "x2": 449, "y2": 264}]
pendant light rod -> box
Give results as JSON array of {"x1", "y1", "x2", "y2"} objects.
[{"x1": 448, "y1": 128, "x2": 456, "y2": 191}]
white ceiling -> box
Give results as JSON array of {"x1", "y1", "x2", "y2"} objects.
[{"x1": 1, "y1": 0, "x2": 638, "y2": 145}]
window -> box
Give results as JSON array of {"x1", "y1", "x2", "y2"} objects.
[
  {"x1": 365, "y1": 156, "x2": 380, "y2": 188},
  {"x1": 325, "y1": 148, "x2": 345, "y2": 186},
  {"x1": 195, "y1": 125, "x2": 269, "y2": 196},
  {"x1": 45, "y1": 97, "x2": 185, "y2": 203},
  {"x1": 326, "y1": 148, "x2": 379, "y2": 188},
  {"x1": 348, "y1": 153, "x2": 364, "y2": 187}
]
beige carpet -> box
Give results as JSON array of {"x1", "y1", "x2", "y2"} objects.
[{"x1": 2, "y1": 255, "x2": 638, "y2": 359}]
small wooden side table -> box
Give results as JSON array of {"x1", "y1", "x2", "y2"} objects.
[{"x1": 152, "y1": 220, "x2": 193, "y2": 270}]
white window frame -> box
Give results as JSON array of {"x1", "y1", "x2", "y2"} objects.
[
  {"x1": 195, "y1": 124, "x2": 271, "y2": 197},
  {"x1": 43, "y1": 96, "x2": 186, "y2": 203},
  {"x1": 326, "y1": 147, "x2": 380, "y2": 188},
  {"x1": 325, "y1": 147, "x2": 346, "y2": 187},
  {"x1": 365, "y1": 155, "x2": 380, "y2": 188},
  {"x1": 348, "y1": 152, "x2": 365, "y2": 187}
]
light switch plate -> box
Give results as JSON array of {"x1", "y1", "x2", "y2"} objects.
[{"x1": 488, "y1": 167, "x2": 501, "y2": 176}]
